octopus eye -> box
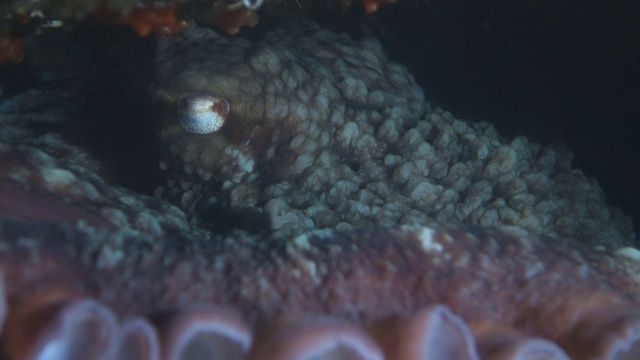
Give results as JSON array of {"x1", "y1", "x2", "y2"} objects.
[
  {"x1": 177, "y1": 93, "x2": 230, "y2": 134},
  {"x1": 243, "y1": 0, "x2": 264, "y2": 10}
]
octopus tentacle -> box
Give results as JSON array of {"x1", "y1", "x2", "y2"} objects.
[
  {"x1": 0, "y1": 15, "x2": 639, "y2": 360},
  {"x1": 369, "y1": 306, "x2": 480, "y2": 360},
  {"x1": 248, "y1": 315, "x2": 384, "y2": 360},
  {"x1": 4, "y1": 297, "x2": 119, "y2": 360},
  {"x1": 115, "y1": 318, "x2": 161, "y2": 360},
  {"x1": 471, "y1": 321, "x2": 571, "y2": 360},
  {"x1": 0, "y1": 219, "x2": 639, "y2": 358},
  {"x1": 155, "y1": 305, "x2": 252, "y2": 360}
]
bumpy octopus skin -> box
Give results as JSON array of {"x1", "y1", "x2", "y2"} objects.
[
  {"x1": 152, "y1": 20, "x2": 632, "y2": 247},
  {"x1": 0, "y1": 196, "x2": 640, "y2": 359},
  {"x1": 0, "y1": 19, "x2": 639, "y2": 360}
]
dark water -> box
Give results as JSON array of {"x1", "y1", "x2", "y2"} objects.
[{"x1": 367, "y1": 0, "x2": 640, "y2": 241}]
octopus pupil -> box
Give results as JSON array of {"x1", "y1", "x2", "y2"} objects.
[
  {"x1": 243, "y1": 0, "x2": 264, "y2": 10},
  {"x1": 176, "y1": 93, "x2": 229, "y2": 134}
]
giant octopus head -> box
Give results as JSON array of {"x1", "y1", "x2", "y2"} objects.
[{"x1": 0, "y1": 4, "x2": 638, "y2": 360}]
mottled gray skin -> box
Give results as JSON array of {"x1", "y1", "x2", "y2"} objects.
[
  {"x1": 0, "y1": 19, "x2": 639, "y2": 360},
  {"x1": 152, "y1": 20, "x2": 634, "y2": 247}
]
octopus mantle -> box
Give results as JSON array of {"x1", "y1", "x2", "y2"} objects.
[{"x1": 0, "y1": 19, "x2": 638, "y2": 360}]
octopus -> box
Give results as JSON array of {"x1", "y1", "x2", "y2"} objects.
[
  {"x1": 151, "y1": 19, "x2": 632, "y2": 248},
  {"x1": 0, "y1": 18, "x2": 638, "y2": 360}
]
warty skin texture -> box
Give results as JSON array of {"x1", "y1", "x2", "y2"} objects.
[
  {"x1": 0, "y1": 205, "x2": 640, "y2": 359},
  {"x1": 0, "y1": 19, "x2": 639, "y2": 360},
  {"x1": 152, "y1": 20, "x2": 633, "y2": 248}
]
